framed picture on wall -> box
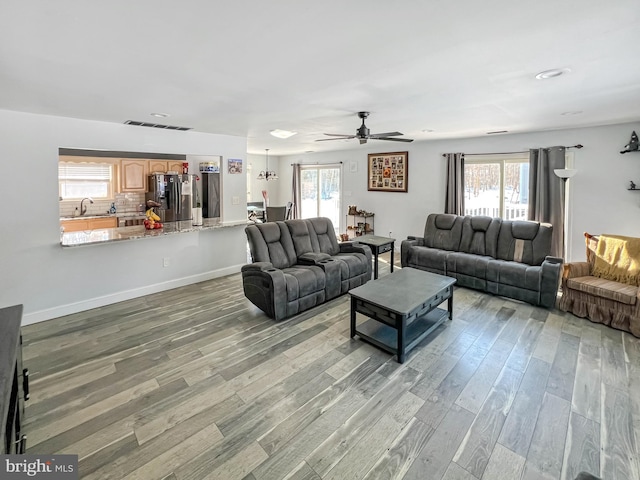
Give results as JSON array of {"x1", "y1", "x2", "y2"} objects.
[{"x1": 367, "y1": 151, "x2": 408, "y2": 192}]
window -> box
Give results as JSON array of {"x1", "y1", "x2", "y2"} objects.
[
  {"x1": 299, "y1": 165, "x2": 341, "y2": 233},
  {"x1": 59, "y1": 160, "x2": 115, "y2": 200},
  {"x1": 464, "y1": 154, "x2": 529, "y2": 220}
]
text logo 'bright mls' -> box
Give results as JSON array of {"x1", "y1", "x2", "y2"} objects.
[{"x1": 1, "y1": 455, "x2": 78, "y2": 480}]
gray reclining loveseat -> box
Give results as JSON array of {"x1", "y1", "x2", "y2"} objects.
[
  {"x1": 243, "y1": 217, "x2": 372, "y2": 320},
  {"x1": 401, "y1": 213, "x2": 563, "y2": 308}
]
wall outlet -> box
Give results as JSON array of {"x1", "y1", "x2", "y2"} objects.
[
  {"x1": 163, "y1": 257, "x2": 170, "y2": 267},
  {"x1": 232, "y1": 196, "x2": 240, "y2": 205}
]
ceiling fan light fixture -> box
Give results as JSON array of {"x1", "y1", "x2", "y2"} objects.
[{"x1": 270, "y1": 129, "x2": 297, "y2": 139}]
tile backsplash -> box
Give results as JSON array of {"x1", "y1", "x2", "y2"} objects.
[{"x1": 59, "y1": 192, "x2": 146, "y2": 217}]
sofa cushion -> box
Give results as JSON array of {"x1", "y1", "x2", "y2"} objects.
[
  {"x1": 424, "y1": 214, "x2": 463, "y2": 251},
  {"x1": 496, "y1": 220, "x2": 552, "y2": 266},
  {"x1": 333, "y1": 252, "x2": 369, "y2": 277},
  {"x1": 447, "y1": 252, "x2": 492, "y2": 279},
  {"x1": 487, "y1": 259, "x2": 541, "y2": 291},
  {"x1": 282, "y1": 266, "x2": 326, "y2": 301},
  {"x1": 566, "y1": 276, "x2": 638, "y2": 305},
  {"x1": 286, "y1": 219, "x2": 315, "y2": 256},
  {"x1": 459, "y1": 216, "x2": 501, "y2": 257},
  {"x1": 246, "y1": 222, "x2": 297, "y2": 269},
  {"x1": 407, "y1": 246, "x2": 448, "y2": 274},
  {"x1": 306, "y1": 217, "x2": 340, "y2": 255}
]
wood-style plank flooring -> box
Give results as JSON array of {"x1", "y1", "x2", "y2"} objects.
[{"x1": 21, "y1": 255, "x2": 640, "y2": 480}]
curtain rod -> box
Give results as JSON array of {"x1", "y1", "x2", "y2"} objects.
[{"x1": 441, "y1": 144, "x2": 583, "y2": 157}]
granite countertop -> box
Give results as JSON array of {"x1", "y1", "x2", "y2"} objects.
[
  {"x1": 61, "y1": 218, "x2": 245, "y2": 247},
  {"x1": 60, "y1": 212, "x2": 146, "y2": 220}
]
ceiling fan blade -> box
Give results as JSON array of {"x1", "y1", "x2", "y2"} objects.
[
  {"x1": 315, "y1": 136, "x2": 356, "y2": 142},
  {"x1": 375, "y1": 137, "x2": 414, "y2": 142},
  {"x1": 322, "y1": 133, "x2": 355, "y2": 137},
  {"x1": 369, "y1": 132, "x2": 403, "y2": 138}
]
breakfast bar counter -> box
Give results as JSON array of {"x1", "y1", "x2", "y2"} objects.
[{"x1": 61, "y1": 218, "x2": 246, "y2": 247}]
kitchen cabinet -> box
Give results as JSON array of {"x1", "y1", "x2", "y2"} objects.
[
  {"x1": 149, "y1": 160, "x2": 185, "y2": 174},
  {"x1": 60, "y1": 217, "x2": 117, "y2": 232},
  {"x1": 120, "y1": 159, "x2": 148, "y2": 192}
]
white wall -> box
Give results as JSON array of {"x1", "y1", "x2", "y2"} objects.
[
  {"x1": 247, "y1": 152, "x2": 283, "y2": 205},
  {"x1": 0, "y1": 109, "x2": 248, "y2": 325},
  {"x1": 278, "y1": 122, "x2": 640, "y2": 263}
]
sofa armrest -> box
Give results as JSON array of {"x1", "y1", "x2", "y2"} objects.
[
  {"x1": 340, "y1": 242, "x2": 373, "y2": 263},
  {"x1": 407, "y1": 236, "x2": 425, "y2": 245},
  {"x1": 241, "y1": 261, "x2": 275, "y2": 272},
  {"x1": 241, "y1": 262, "x2": 287, "y2": 320},
  {"x1": 297, "y1": 252, "x2": 332, "y2": 264},
  {"x1": 539, "y1": 257, "x2": 564, "y2": 308},
  {"x1": 401, "y1": 237, "x2": 424, "y2": 267},
  {"x1": 562, "y1": 261, "x2": 590, "y2": 279}
]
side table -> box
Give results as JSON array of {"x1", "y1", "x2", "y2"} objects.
[{"x1": 355, "y1": 234, "x2": 395, "y2": 279}]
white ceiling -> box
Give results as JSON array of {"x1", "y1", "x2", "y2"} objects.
[{"x1": 1, "y1": 1, "x2": 639, "y2": 155}]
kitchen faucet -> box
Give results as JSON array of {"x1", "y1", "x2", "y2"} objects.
[{"x1": 80, "y1": 197, "x2": 94, "y2": 216}]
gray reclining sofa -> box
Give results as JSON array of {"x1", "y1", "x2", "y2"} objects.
[
  {"x1": 243, "y1": 217, "x2": 372, "y2": 320},
  {"x1": 401, "y1": 213, "x2": 563, "y2": 308}
]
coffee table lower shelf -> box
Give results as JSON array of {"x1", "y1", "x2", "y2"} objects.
[{"x1": 353, "y1": 307, "x2": 449, "y2": 363}]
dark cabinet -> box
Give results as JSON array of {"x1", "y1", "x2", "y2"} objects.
[{"x1": 1, "y1": 305, "x2": 28, "y2": 454}]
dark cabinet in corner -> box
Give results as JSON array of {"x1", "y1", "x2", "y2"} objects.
[{"x1": 1, "y1": 304, "x2": 28, "y2": 454}]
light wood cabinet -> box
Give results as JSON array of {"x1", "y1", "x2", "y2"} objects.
[
  {"x1": 61, "y1": 217, "x2": 117, "y2": 232},
  {"x1": 89, "y1": 217, "x2": 118, "y2": 229},
  {"x1": 120, "y1": 159, "x2": 148, "y2": 192},
  {"x1": 167, "y1": 160, "x2": 185, "y2": 173},
  {"x1": 149, "y1": 160, "x2": 185, "y2": 174},
  {"x1": 149, "y1": 160, "x2": 168, "y2": 174}
]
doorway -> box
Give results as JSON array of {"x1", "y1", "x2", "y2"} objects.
[{"x1": 299, "y1": 165, "x2": 341, "y2": 233}]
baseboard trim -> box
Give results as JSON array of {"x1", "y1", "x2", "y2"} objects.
[{"x1": 22, "y1": 264, "x2": 244, "y2": 326}]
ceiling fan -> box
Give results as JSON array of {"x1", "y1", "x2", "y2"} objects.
[{"x1": 316, "y1": 111, "x2": 414, "y2": 144}]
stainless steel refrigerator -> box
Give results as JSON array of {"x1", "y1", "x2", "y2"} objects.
[
  {"x1": 146, "y1": 174, "x2": 195, "y2": 222},
  {"x1": 201, "y1": 173, "x2": 220, "y2": 218}
]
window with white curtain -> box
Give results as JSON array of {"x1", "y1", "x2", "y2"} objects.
[
  {"x1": 59, "y1": 161, "x2": 115, "y2": 200},
  {"x1": 463, "y1": 153, "x2": 529, "y2": 219}
]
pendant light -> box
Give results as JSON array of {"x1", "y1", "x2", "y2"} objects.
[{"x1": 257, "y1": 148, "x2": 278, "y2": 180}]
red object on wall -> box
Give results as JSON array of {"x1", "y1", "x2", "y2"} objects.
[{"x1": 182, "y1": 162, "x2": 189, "y2": 174}]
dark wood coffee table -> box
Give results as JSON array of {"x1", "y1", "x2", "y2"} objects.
[{"x1": 349, "y1": 267, "x2": 456, "y2": 363}]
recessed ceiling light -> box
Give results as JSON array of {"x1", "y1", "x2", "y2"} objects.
[
  {"x1": 270, "y1": 129, "x2": 298, "y2": 139},
  {"x1": 150, "y1": 112, "x2": 170, "y2": 118},
  {"x1": 535, "y1": 68, "x2": 571, "y2": 80},
  {"x1": 486, "y1": 130, "x2": 508, "y2": 135},
  {"x1": 561, "y1": 110, "x2": 583, "y2": 116},
  {"x1": 421, "y1": 129, "x2": 434, "y2": 133},
  {"x1": 305, "y1": 150, "x2": 315, "y2": 154}
]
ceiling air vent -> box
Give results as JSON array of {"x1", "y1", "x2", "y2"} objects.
[{"x1": 124, "y1": 120, "x2": 192, "y2": 131}]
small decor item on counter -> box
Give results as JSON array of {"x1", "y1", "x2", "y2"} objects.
[
  {"x1": 621, "y1": 131, "x2": 639, "y2": 154},
  {"x1": 193, "y1": 203, "x2": 203, "y2": 226},
  {"x1": 199, "y1": 161, "x2": 220, "y2": 173},
  {"x1": 109, "y1": 202, "x2": 117, "y2": 214},
  {"x1": 339, "y1": 233, "x2": 350, "y2": 242},
  {"x1": 73, "y1": 207, "x2": 79, "y2": 217},
  {"x1": 144, "y1": 200, "x2": 163, "y2": 230}
]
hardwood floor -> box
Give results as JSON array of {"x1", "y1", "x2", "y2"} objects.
[{"x1": 21, "y1": 255, "x2": 640, "y2": 480}]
